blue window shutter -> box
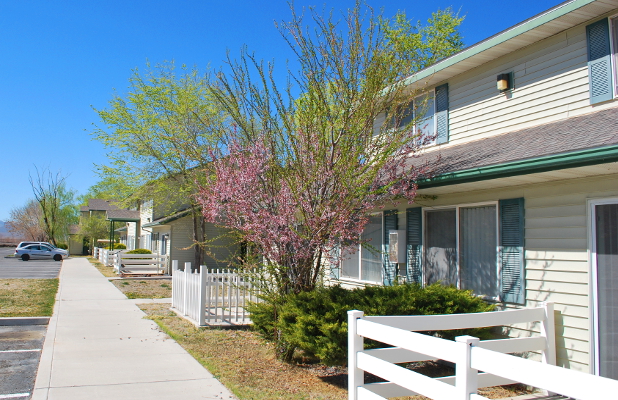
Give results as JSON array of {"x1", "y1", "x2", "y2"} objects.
[
  {"x1": 406, "y1": 207, "x2": 422, "y2": 284},
  {"x1": 499, "y1": 198, "x2": 525, "y2": 304},
  {"x1": 383, "y1": 210, "x2": 398, "y2": 286},
  {"x1": 587, "y1": 19, "x2": 613, "y2": 104},
  {"x1": 435, "y1": 84, "x2": 449, "y2": 144}
]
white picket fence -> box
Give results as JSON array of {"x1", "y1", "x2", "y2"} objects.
[
  {"x1": 94, "y1": 247, "x2": 121, "y2": 267},
  {"x1": 348, "y1": 302, "x2": 618, "y2": 400},
  {"x1": 171, "y1": 261, "x2": 259, "y2": 326}
]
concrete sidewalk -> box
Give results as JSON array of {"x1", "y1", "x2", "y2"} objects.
[{"x1": 33, "y1": 257, "x2": 236, "y2": 400}]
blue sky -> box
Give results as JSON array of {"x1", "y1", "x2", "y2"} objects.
[{"x1": 0, "y1": 0, "x2": 562, "y2": 221}]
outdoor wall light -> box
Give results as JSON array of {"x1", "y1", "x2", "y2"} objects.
[{"x1": 497, "y1": 72, "x2": 513, "y2": 92}]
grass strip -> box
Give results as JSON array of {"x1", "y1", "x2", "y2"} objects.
[
  {"x1": 138, "y1": 303, "x2": 347, "y2": 400},
  {"x1": 112, "y1": 280, "x2": 172, "y2": 299},
  {"x1": 87, "y1": 257, "x2": 117, "y2": 278},
  {"x1": 0, "y1": 279, "x2": 59, "y2": 317}
]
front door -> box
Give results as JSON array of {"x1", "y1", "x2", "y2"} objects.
[{"x1": 593, "y1": 201, "x2": 618, "y2": 379}]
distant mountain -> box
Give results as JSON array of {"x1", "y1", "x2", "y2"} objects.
[{"x1": 0, "y1": 221, "x2": 16, "y2": 237}]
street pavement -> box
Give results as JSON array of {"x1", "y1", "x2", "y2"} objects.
[
  {"x1": 32, "y1": 257, "x2": 235, "y2": 400},
  {"x1": 0, "y1": 248, "x2": 61, "y2": 279}
]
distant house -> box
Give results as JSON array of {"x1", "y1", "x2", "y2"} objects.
[
  {"x1": 118, "y1": 199, "x2": 238, "y2": 271},
  {"x1": 338, "y1": 0, "x2": 618, "y2": 379}
]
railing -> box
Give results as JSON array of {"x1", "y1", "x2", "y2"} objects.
[
  {"x1": 94, "y1": 247, "x2": 121, "y2": 267},
  {"x1": 171, "y1": 261, "x2": 258, "y2": 326},
  {"x1": 113, "y1": 253, "x2": 167, "y2": 275},
  {"x1": 348, "y1": 303, "x2": 618, "y2": 400}
]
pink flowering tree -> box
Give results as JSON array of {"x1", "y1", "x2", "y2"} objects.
[{"x1": 195, "y1": 3, "x2": 463, "y2": 302}]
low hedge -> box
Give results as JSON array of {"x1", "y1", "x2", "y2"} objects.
[
  {"x1": 249, "y1": 283, "x2": 495, "y2": 366},
  {"x1": 126, "y1": 248, "x2": 152, "y2": 254}
]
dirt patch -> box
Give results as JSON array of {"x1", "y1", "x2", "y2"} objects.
[
  {"x1": 0, "y1": 279, "x2": 58, "y2": 317},
  {"x1": 112, "y1": 279, "x2": 172, "y2": 299},
  {"x1": 138, "y1": 303, "x2": 534, "y2": 400}
]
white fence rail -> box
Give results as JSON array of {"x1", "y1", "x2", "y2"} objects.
[
  {"x1": 93, "y1": 247, "x2": 168, "y2": 275},
  {"x1": 113, "y1": 253, "x2": 168, "y2": 275},
  {"x1": 94, "y1": 247, "x2": 121, "y2": 267},
  {"x1": 348, "y1": 303, "x2": 618, "y2": 400},
  {"x1": 171, "y1": 261, "x2": 259, "y2": 326}
]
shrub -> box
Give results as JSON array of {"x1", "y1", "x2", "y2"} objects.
[
  {"x1": 113, "y1": 243, "x2": 127, "y2": 249},
  {"x1": 260, "y1": 283, "x2": 495, "y2": 366},
  {"x1": 55, "y1": 243, "x2": 68, "y2": 250},
  {"x1": 126, "y1": 248, "x2": 152, "y2": 254}
]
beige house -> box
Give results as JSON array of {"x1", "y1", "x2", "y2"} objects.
[
  {"x1": 119, "y1": 199, "x2": 238, "y2": 271},
  {"x1": 339, "y1": 0, "x2": 618, "y2": 379}
]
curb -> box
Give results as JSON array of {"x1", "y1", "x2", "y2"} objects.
[{"x1": 0, "y1": 317, "x2": 50, "y2": 326}]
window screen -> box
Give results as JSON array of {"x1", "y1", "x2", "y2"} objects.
[
  {"x1": 596, "y1": 203, "x2": 618, "y2": 380},
  {"x1": 425, "y1": 209, "x2": 457, "y2": 286},
  {"x1": 460, "y1": 205, "x2": 498, "y2": 298},
  {"x1": 360, "y1": 214, "x2": 383, "y2": 282}
]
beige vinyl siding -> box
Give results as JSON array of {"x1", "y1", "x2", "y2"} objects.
[
  {"x1": 438, "y1": 10, "x2": 618, "y2": 148},
  {"x1": 203, "y1": 223, "x2": 239, "y2": 270},
  {"x1": 168, "y1": 215, "x2": 195, "y2": 268},
  {"x1": 167, "y1": 216, "x2": 239, "y2": 270}
]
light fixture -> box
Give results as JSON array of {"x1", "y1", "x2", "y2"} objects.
[{"x1": 497, "y1": 72, "x2": 512, "y2": 92}]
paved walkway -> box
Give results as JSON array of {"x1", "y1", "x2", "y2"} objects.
[{"x1": 33, "y1": 257, "x2": 236, "y2": 400}]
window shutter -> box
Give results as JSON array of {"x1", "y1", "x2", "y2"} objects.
[
  {"x1": 587, "y1": 19, "x2": 613, "y2": 104},
  {"x1": 383, "y1": 210, "x2": 398, "y2": 286},
  {"x1": 499, "y1": 198, "x2": 525, "y2": 304},
  {"x1": 435, "y1": 84, "x2": 449, "y2": 144},
  {"x1": 406, "y1": 207, "x2": 423, "y2": 284}
]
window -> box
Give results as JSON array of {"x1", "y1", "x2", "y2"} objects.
[
  {"x1": 423, "y1": 203, "x2": 499, "y2": 299},
  {"x1": 387, "y1": 92, "x2": 437, "y2": 145},
  {"x1": 384, "y1": 83, "x2": 449, "y2": 144},
  {"x1": 341, "y1": 213, "x2": 384, "y2": 283}
]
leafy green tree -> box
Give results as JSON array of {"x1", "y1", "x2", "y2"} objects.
[
  {"x1": 381, "y1": 8, "x2": 465, "y2": 74},
  {"x1": 92, "y1": 61, "x2": 225, "y2": 267},
  {"x1": 78, "y1": 213, "x2": 109, "y2": 253}
]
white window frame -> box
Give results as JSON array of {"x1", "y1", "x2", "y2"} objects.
[
  {"x1": 610, "y1": 15, "x2": 618, "y2": 98},
  {"x1": 423, "y1": 201, "x2": 500, "y2": 301},
  {"x1": 414, "y1": 91, "x2": 437, "y2": 146},
  {"x1": 340, "y1": 211, "x2": 384, "y2": 284},
  {"x1": 587, "y1": 196, "x2": 618, "y2": 377},
  {"x1": 385, "y1": 89, "x2": 437, "y2": 146}
]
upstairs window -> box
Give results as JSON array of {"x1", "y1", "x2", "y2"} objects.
[{"x1": 384, "y1": 83, "x2": 449, "y2": 145}]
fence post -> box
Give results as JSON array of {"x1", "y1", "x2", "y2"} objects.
[
  {"x1": 184, "y1": 262, "x2": 191, "y2": 316},
  {"x1": 198, "y1": 265, "x2": 207, "y2": 326},
  {"x1": 171, "y1": 260, "x2": 178, "y2": 309},
  {"x1": 541, "y1": 302, "x2": 556, "y2": 366},
  {"x1": 348, "y1": 310, "x2": 364, "y2": 400},
  {"x1": 541, "y1": 302, "x2": 557, "y2": 396},
  {"x1": 455, "y1": 335, "x2": 479, "y2": 400}
]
